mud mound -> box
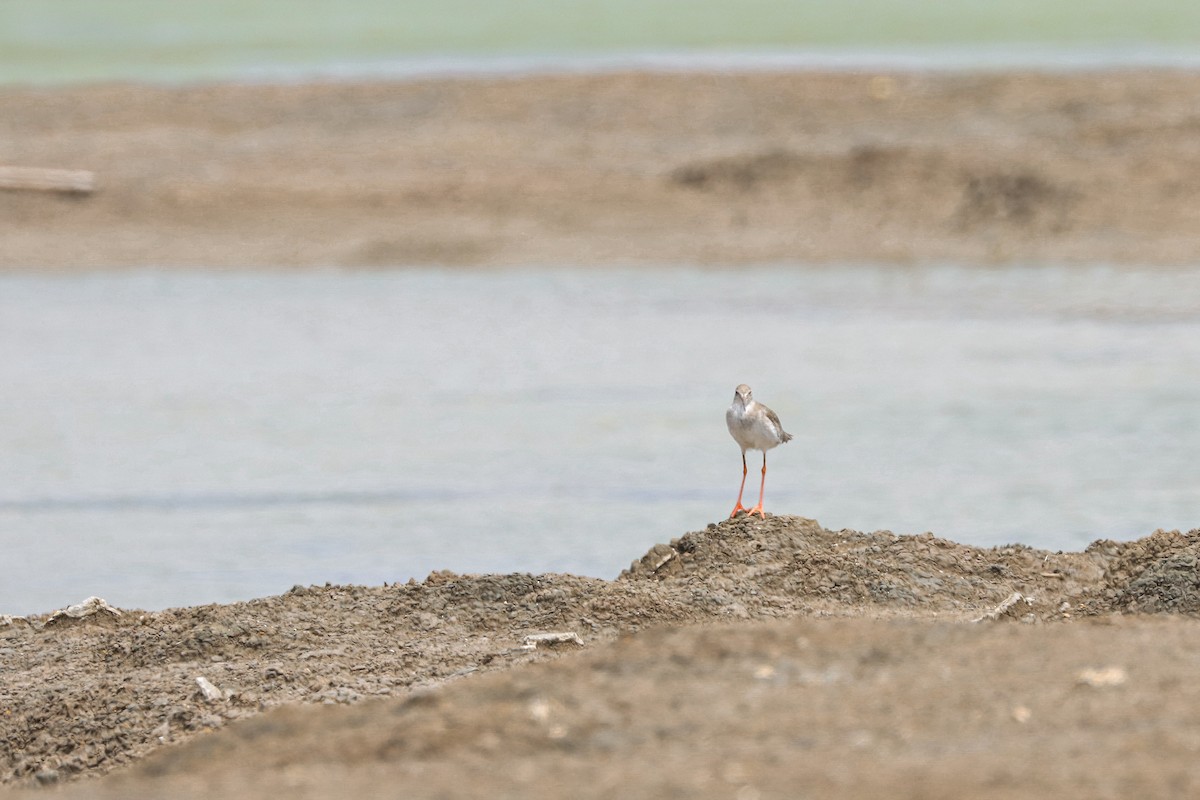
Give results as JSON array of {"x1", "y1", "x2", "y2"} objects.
[
  {"x1": 1081, "y1": 529, "x2": 1200, "y2": 614},
  {"x1": 669, "y1": 148, "x2": 810, "y2": 190},
  {"x1": 29, "y1": 616, "x2": 1200, "y2": 800},
  {"x1": 623, "y1": 515, "x2": 1104, "y2": 617},
  {"x1": 0, "y1": 573, "x2": 651, "y2": 786},
  {"x1": 955, "y1": 171, "x2": 1076, "y2": 231},
  {"x1": 1, "y1": 563, "x2": 737, "y2": 786},
  {"x1": 3, "y1": 517, "x2": 1192, "y2": 789}
]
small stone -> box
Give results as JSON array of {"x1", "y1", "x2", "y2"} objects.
[
  {"x1": 1077, "y1": 666, "x2": 1127, "y2": 688},
  {"x1": 195, "y1": 676, "x2": 226, "y2": 702}
]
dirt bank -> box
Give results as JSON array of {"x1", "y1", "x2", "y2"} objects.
[
  {"x1": 4, "y1": 70, "x2": 1200, "y2": 268},
  {"x1": 4, "y1": 516, "x2": 1200, "y2": 797}
]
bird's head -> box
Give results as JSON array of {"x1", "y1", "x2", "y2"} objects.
[{"x1": 733, "y1": 384, "x2": 753, "y2": 406}]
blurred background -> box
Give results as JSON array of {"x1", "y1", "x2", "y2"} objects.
[
  {"x1": 3, "y1": 0, "x2": 1200, "y2": 84},
  {"x1": 2, "y1": 2, "x2": 1199, "y2": 615}
]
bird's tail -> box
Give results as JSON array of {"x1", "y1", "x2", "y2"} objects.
[{"x1": 781, "y1": 432, "x2": 794, "y2": 444}]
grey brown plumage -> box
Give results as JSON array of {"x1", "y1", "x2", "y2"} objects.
[{"x1": 725, "y1": 384, "x2": 791, "y2": 518}]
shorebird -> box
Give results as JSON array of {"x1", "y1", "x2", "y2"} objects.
[{"x1": 726, "y1": 384, "x2": 792, "y2": 519}]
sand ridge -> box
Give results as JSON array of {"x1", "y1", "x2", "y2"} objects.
[{"x1": 4, "y1": 70, "x2": 1200, "y2": 268}]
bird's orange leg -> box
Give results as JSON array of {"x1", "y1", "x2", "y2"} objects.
[
  {"x1": 747, "y1": 452, "x2": 768, "y2": 518},
  {"x1": 729, "y1": 452, "x2": 750, "y2": 518}
]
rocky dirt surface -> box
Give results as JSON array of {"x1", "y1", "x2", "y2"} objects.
[
  {"x1": 5, "y1": 70, "x2": 1200, "y2": 268},
  {"x1": 4, "y1": 516, "x2": 1200, "y2": 798}
]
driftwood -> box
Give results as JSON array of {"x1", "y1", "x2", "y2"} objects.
[
  {"x1": 970, "y1": 591, "x2": 1026, "y2": 623},
  {"x1": 0, "y1": 166, "x2": 95, "y2": 194},
  {"x1": 522, "y1": 631, "x2": 584, "y2": 650}
]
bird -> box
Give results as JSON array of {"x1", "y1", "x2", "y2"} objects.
[{"x1": 725, "y1": 384, "x2": 792, "y2": 519}]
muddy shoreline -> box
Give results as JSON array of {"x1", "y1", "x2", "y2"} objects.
[
  {"x1": 4, "y1": 70, "x2": 1200, "y2": 269},
  {"x1": 4, "y1": 516, "x2": 1200, "y2": 798}
]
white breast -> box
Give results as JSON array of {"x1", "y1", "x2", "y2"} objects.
[{"x1": 726, "y1": 401, "x2": 784, "y2": 452}]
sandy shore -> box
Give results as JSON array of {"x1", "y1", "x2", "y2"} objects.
[
  {"x1": 3, "y1": 70, "x2": 1200, "y2": 268},
  {"x1": 4, "y1": 515, "x2": 1200, "y2": 798}
]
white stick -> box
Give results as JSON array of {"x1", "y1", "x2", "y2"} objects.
[
  {"x1": 522, "y1": 632, "x2": 583, "y2": 649},
  {"x1": 971, "y1": 591, "x2": 1025, "y2": 623}
]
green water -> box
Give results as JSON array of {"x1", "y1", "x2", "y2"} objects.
[{"x1": 2, "y1": 0, "x2": 1199, "y2": 85}]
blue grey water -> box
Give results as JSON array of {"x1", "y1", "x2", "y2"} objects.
[{"x1": 3, "y1": 264, "x2": 1198, "y2": 615}]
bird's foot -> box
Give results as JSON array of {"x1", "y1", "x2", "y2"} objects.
[
  {"x1": 729, "y1": 503, "x2": 749, "y2": 519},
  {"x1": 746, "y1": 504, "x2": 766, "y2": 519}
]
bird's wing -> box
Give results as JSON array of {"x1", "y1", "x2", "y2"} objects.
[{"x1": 764, "y1": 406, "x2": 792, "y2": 441}]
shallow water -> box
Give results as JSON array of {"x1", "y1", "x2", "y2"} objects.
[
  {"x1": 2, "y1": 264, "x2": 1199, "y2": 614},
  {"x1": 4, "y1": 0, "x2": 1200, "y2": 84}
]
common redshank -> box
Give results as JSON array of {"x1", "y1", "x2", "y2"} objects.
[{"x1": 726, "y1": 384, "x2": 792, "y2": 519}]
